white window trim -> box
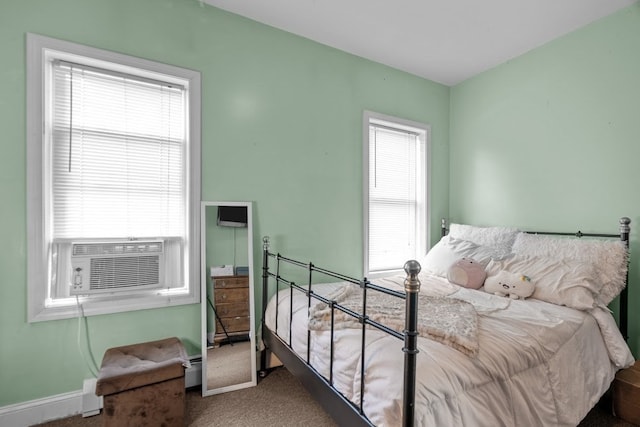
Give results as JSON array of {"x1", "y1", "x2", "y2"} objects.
[
  {"x1": 362, "y1": 110, "x2": 430, "y2": 278},
  {"x1": 26, "y1": 33, "x2": 202, "y2": 322}
]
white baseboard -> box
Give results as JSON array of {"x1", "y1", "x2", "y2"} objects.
[{"x1": 0, "y1": 389, "x2": 85, "y2": 427}]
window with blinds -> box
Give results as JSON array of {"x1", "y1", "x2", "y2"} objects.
[
  {"x1": 365, "y1": 113, "x2": 428, "y2": 275},
  {"x1": 27, "y1": 34, "x2": 201, "y2": 321},
  {"x1": 50, "y1": 60, "x2": 186, "y2": 240}
]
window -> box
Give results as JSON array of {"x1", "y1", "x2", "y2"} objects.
[
  {"x1": 363, "y1": 111, "x2": 429, "y2": 276},
  {"x1": 27, "y1": 34, "x2": 201, "y2": 321}
]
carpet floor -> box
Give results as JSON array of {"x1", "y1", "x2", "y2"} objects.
[{"x1": 35, "y1": 367, "x2": 634, "y2": 426}]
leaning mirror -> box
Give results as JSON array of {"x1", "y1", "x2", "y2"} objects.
[{"x1": 200, "y1": 201, "x2": 256, "y2": 396}]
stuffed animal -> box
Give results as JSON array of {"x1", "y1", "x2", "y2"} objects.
[
  {"x1": 447, "y1": 258, "x2": 487, "y2": 290},
  {"x1": 484, "y1": 271, "x2": 534, "y2": 299}
]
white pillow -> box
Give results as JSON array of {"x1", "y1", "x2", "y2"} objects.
[
  {"x1": 449, "y1": 223, "x2": 519, "y2": 257},
  {"x1": 512, "y1": 233, "x2": 628, "y2": 305},
  {"x1": 421, "y1": 235, "x2": 501, "y2": 278},
  {"x1": 486, "y1": 255, "x2": 600, "y2": 310}
]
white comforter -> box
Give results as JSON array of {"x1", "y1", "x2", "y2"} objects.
[{"x1": 264, "y1": 274, "x2": 634, "y2": 427}]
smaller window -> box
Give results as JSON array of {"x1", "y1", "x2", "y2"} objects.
[{"x1": 363, "y1": 111, "x2": 429, "y2": 277}]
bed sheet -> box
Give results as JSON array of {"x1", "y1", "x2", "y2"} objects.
[{"x1": 264, "y1": 273, "x2": 633, "y2": 427}]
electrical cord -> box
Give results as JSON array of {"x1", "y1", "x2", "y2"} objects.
[{"x1": 75, "y1": 296, "x2": 100, "y2": 378}]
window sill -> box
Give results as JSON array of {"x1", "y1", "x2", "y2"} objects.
[{"x1": 29, "y1": 290, "x2": 199, "y2": 322}]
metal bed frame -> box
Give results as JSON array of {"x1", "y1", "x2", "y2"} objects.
[{"x1": 259, "y1": 217, "x2": 631, "y2": 426}]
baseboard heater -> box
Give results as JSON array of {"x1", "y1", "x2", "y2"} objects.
[{"x1": 185, "y1": 356, "x2": 202, "y2": 388}]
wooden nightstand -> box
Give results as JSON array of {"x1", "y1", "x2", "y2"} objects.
[
  {"x1": 613, "y1": 360, "x2": 640, "y2": 425},
  {"x1": 212, "y1": 275, "x2": 250, "y2": 345}
]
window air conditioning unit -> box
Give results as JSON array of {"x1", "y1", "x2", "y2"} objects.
[{"x1": 70, "y1": 240, "x2": 164, "y2": 295}]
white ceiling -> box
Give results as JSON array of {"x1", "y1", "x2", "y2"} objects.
[{"x1": 204, "y1": 0, "x2": 636, "y2": 86}]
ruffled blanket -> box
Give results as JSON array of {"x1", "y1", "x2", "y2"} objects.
[{"x1": 308, "y1": 283, "x2": 480, "y2": 356}]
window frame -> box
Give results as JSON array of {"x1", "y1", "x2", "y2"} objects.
[
  {"x1": 26, "y1": 33, "x2": 202, "y2": 322},
  {"x1": 363, "y1": 110, "x2": 430, "y2": 278}
]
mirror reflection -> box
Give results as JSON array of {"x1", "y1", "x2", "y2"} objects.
[{"x1": 201, "y1": 201, "x2": 256, "y2": 395}]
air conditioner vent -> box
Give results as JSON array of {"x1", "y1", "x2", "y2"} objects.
[
  {"x1": 72, "y1": 241, "x2": 164, "y2": 257},
  {"x1": 70, "y1": 240, "x2": 164, "y2": 295}
]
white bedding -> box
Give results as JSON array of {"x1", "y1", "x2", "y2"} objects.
[{"x1": 264, "y1": 273, "x2": 633, "y2": 427}]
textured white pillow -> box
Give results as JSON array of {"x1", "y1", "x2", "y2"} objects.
[
  {"x1": 486, "y1": 255, "x2": 600, "y2": 310},
  {"x1": 422, "y1": 235, "x2": 500, "y2": 278},
  {"x1": 449, "y1": 223, "x2": 519, "y2": 257},
  {"x1": 512, "y1": 233, "x2": 628, "y2": 305}
]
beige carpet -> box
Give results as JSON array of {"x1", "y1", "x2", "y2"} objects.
[
  {"x1": 33, "y1": 366, "x2": 634, "y2": 426},
  {"x1": 35, "y1": 367, "x2": 336, "y2": 427},
  {"x1": 191, "y1": 367, "x2": 336, "y2": 427}
]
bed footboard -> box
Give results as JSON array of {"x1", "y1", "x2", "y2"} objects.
[{"x1": 260, "y1": 236, "x2": 421, "y2": 427}]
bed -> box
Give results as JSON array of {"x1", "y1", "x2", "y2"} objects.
[{"x1": 259, "y1": 218, "x2": 634, "y2": 427}]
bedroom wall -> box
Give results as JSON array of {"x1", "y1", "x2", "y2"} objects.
[
  {"x1": 449, "y1": 4, "x2": 640, "y2": 357},
  {"x1": 0, "y1": 0, "x2": 449, "y2": 407}
]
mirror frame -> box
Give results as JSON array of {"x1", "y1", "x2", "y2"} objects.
[{"x1": 200, "y1": 201, "x2": 257, "y2": 396}]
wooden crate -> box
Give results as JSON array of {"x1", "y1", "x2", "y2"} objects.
[{"x1": 613, "y1": 360, "x2": 640, "y2": 425}]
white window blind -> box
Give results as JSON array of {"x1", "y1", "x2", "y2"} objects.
[
  {"x1": 50, "y1": 60, "x2": 186, "y2": 239},
  {"x1": 368, "y1": 123, "x2": 420, "y2": 272}
]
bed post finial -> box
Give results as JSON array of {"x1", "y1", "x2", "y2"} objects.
[
  {"x1": 619, "y1": 217, "x2": 631, "y2": 236},
  {"x1": 263, "y1": 236, "x2": 270, "y2": 251},
  {"x1": 403, "y1": 260, "x2": 421, "y2": 293}
]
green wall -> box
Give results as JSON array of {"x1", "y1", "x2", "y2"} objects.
[
  {"x1": 450, "y1": 5, "x2": 640, "y2": 356},
  {"x1": 0, "y1": 0, "x2": 449, "y2": 406}
]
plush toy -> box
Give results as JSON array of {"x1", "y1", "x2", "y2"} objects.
[
  {"x1": 484, "y1": 271, "x2": 534, "y2": 299},
  {"x1": 447, "y1": 258, "x2": 487, "y2": 290}
]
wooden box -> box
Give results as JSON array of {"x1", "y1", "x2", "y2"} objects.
[{"x1": 613, "y1": 360, "x2": 640, "y2": 425}]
